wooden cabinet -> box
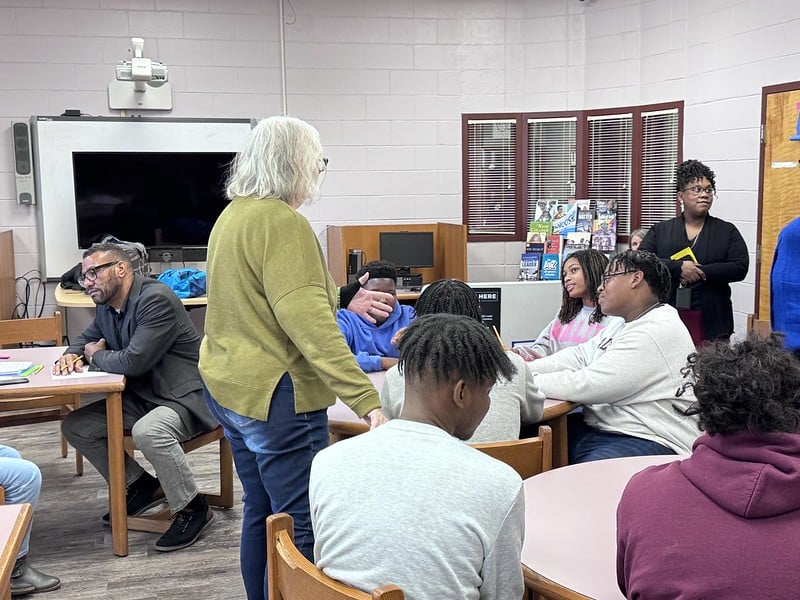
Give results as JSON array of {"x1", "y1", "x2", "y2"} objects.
[
  {"x1": 326, "y1": 222, "x2": 467, "y2": 287},
  {"x1": 0, "y1": 231, "x2": 14, "y2": 320}
]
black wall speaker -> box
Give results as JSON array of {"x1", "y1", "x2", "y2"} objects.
[{"x1": 11, "y1": 120, "x2": 36, "y2": 205}]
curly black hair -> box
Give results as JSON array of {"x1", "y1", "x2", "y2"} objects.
[
  {"x1": 607, "y1": 249, "x2": 672, "y2": 303},
  {"x1": 676, "y1": 159, "x2": 716, "y2": 193},
  {"x1": 559, "y1": 249, "x2": 608, "y2": 325},
  {"x1": 414, "y1": 279, "x2": 482, "y2": 322},
  {"x1": 678, "y1": 334, "x2": 800, "y2": 435},
  {"x1": 398, "y1": 314, "x2": 516, "y2": 385},
  {"x1": 355, "y1": 259, "x2": 397, "y2": 281}
]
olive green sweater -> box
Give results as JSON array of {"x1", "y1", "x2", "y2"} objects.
[{"x1": 199, "y1": 197, "x2": 380, "y2": 420}]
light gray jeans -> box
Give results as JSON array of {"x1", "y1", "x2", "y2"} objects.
[{"x1": 62, "y1": 399, "x2": 198, "y2": 513}]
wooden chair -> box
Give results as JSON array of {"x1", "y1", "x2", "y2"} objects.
[
  {"x1": 267, "y1": 513, "x2": 404, "y2": 600},
  {"x1": 328, "y1": 420, "x2": 368, "y2": 445},
  {"x1": 0, "y1": 312, "x2": 82, "y2": 475},
  {"x1": 471, "y1": 426, "x2": 553, "y2": 479},
  {"x1": 524, "y1": 568, "x2": 593, "y2": 600},
  {"x1": 746, "y1": 313, "x2": 772, "y2": 336},
  {"x1": 122, "y1": 425, "x2": 234, "y2": 533}
]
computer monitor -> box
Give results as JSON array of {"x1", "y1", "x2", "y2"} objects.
[{"x1": 379, "y1": 231, "x2": 435, "y2": 275}]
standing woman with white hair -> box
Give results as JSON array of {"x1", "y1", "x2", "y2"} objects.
[{"x1": 199, "y1": 116, "x2": 388, "y2": 600}]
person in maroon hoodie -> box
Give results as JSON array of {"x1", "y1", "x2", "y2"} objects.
[{"x1": 616, "y1": 334, "x2": 800, "y2": 600}]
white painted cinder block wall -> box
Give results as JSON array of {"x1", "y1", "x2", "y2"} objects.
[{"x1": 1, "y1": 0, "x2": 798, "y2": 336}]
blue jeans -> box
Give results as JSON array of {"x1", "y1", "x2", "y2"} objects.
[
  {"x1": 567, "y1": 413, "x2": 675, "y2": 464},
  {"x1": 204, "y1": 374, "x2": 328, "y2": 600},
  {"x1": 0, "y1": 445, "x2": 41, "y2": 558}
]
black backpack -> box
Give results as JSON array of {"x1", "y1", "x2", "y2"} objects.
[{"x1": 59, "y1": 234, "x2": 151, "y2": 290}]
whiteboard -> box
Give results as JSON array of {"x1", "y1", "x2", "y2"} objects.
[{"x1": 30, "y1": 116, "x2": 253, "y2": 278}]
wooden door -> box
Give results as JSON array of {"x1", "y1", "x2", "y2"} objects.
[{"x1": 757, "y1": 85, "x2": 800, "y2": 319}]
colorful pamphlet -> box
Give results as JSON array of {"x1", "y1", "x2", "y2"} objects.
[
  {"x1": 518, "y1": 252, "x2": 541, "y2": 281},
  {"x1": 541, "y1": 253, "x2": 561, "y2": 280}
]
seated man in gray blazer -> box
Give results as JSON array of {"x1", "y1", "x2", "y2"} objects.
[{"x1": 58, "y1": 243, "x2": 217, "y2": 552}]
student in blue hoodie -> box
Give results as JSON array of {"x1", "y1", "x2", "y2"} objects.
[{"x1": 337, "y1": 260, "x2": 415, "y2": 372}]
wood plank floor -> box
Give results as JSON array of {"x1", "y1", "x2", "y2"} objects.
[{"x1": 1, "y1": 418, "x2": 248, "y2": 599}]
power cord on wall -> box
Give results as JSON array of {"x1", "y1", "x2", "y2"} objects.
[{"x1": 14, "y1": 269, "x2": 47, "y2": 320}]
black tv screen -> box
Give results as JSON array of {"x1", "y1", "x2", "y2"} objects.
[
  {"x1": 379, "y1": 231, "x2": 435, "y2": 268},
  {"x1": 72, "y1": 151, "x2": 234, "y2": 248}
]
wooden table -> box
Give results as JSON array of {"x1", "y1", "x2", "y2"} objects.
[
  {"x1": 55, "y1": 286, "x2": 207, "y2": 308},
  {"x1": 521, "y1": 455, "x2": 679, "y2": 600},
  {"x1": 0, "y1": 503, "x2": 32, "y2": 600},
  {"x1": 327, "y1": 371, "x2": 574, "y2": 464},
  {"x1": 0, "y1": 347, "x2": 130, "y2": 556},
  {"x1": 327, "y1": 372, "x2": 385, "y2": 442}
]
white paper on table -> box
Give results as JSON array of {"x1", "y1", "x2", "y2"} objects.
[
  {"x1": 0, "y1": 361, "x2": 33, "y2": 375},
  {"x1": 51, "y1": 369, "x2": 111, "y2": 379}
]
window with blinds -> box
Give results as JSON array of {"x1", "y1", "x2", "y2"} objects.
[
  {"x1": 462, "y1": 102, "x2": 682, "y2": 242},
  {"x1": 640, "y1": 108, "x2": 679, "y2": 230},
  {"x1": 588, "y1": 114, "x2": 633, "y2": 235},
  {"x1": 527, "y1": 117, "x2": 577, "y2": 226},
  {"x1": 465, "y1": 119, "x2": 518, "y2": 236}
]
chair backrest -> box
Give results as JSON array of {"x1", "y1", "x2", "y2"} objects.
[
  {"x1": 267, "y1": 513, "x2": 404, "y2": 600},
  {"x1": 0, "y1": 312, "x2": 63, "y2": 346},
  {"x1": 471, "y1": 425, "x2": 553, "y2": 479}
]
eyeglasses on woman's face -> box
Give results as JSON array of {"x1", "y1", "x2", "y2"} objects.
[
  {"x1": 318, "y1": 157, "x2": 329, "y2": 174},
  {"x1": 682, "y1": 185, "x2": 716, "y2": 197},
  {"x1": 78, "y1": 261, "x2": 119, "y2": 286}
]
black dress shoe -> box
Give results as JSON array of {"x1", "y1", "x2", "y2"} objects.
[
  {"x1": 102, "y1": 474, "x2": 165, "y2": 524},
  {"x1": 11, "y1": 557, "x2": 60, "y2": 596},
  {"x1": 154, "y1": 495, "x2": 213, "y2": 552}
]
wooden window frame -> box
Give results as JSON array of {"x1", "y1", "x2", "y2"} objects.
[{"x1": 462, "y1": 101, "x2": 684, "y2": 243}]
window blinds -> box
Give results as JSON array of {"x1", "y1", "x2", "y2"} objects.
[
  {"x1": 640, "y1": 108, "x2": 679, "y2": 230},
  {"x1": 466, "y1": 119, "x2": 517, "y2": 235},
  {"x1": 588, "y1": 114, "x2": 633, "y2": 235},
  {"x1": 527, "y1": 117, "x2": 577, "y2": 225}
]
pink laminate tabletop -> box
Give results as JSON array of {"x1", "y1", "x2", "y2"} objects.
[
  {"x1": 327, "y1": 370, "x2": 385, "y2": 424},
  {"x1": 0, "y1": 504, "x2": 31, "y2": 600},
  {"x1": 0, "y1": 346, "x2": 124, "y2": 397},
  {"x1": 521, "y1": 455, "x2": 680, "y2": 599}
]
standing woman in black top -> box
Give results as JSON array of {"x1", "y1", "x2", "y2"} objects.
[{"x1": 639, "y1": 159, "x2": 749, "y2": 342}]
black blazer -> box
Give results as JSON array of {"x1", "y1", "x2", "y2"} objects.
[
  {"x1": 639, "y1": 214, "x2": 749, "y2": 340},
  {"x1": 67, "y1": 275, "x2": 217, "y2": 435}
]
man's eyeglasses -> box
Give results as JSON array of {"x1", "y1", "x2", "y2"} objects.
[
  {"x1": 318, "y1": 157, "x2": 329, "y2": 173},
  {"x1": 601, "y1": 270, "x2": 638, "y2": 286},
  {"x1": 682, "y1": 185, "x2": 716, "y2": 197},
  {"x1": 78, "y1": 261, "x2": 119, "y2": 286}
]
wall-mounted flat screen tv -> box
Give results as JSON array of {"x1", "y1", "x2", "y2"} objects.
[
  {"x1": 72, "y1": 152, "x2": 234, "y2": 249},
  {"x1": 31, "y1": 116, "x2": 252, "y2": 278}
]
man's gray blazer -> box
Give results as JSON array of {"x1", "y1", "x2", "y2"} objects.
[{"x1": 67, "y1": 275, "x2": 217, "y2": 435}]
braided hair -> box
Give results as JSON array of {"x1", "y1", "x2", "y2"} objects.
[
  {"x1": 355, "y1": 260, "x2": 397, "y2": 281},
  {"x1": 559, "y1": 249, "x2": 609, "y2": 325},
  {"x1": 414, "y1": 279, "x2": 482, "y2": 322},
  {"x1": 607, "y1": 249, "x2": 672, "y2": 303},
  {"x1": 398, "y1": 314, "x2": 516, "y2": 385},
  {"x1": 676, "y1": 159, "x2": 716, "y2": 192}
]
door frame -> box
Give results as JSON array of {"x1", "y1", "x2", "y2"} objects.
[{"x1": 755, "y1": 79, "x2": 800, "y2": 315}]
